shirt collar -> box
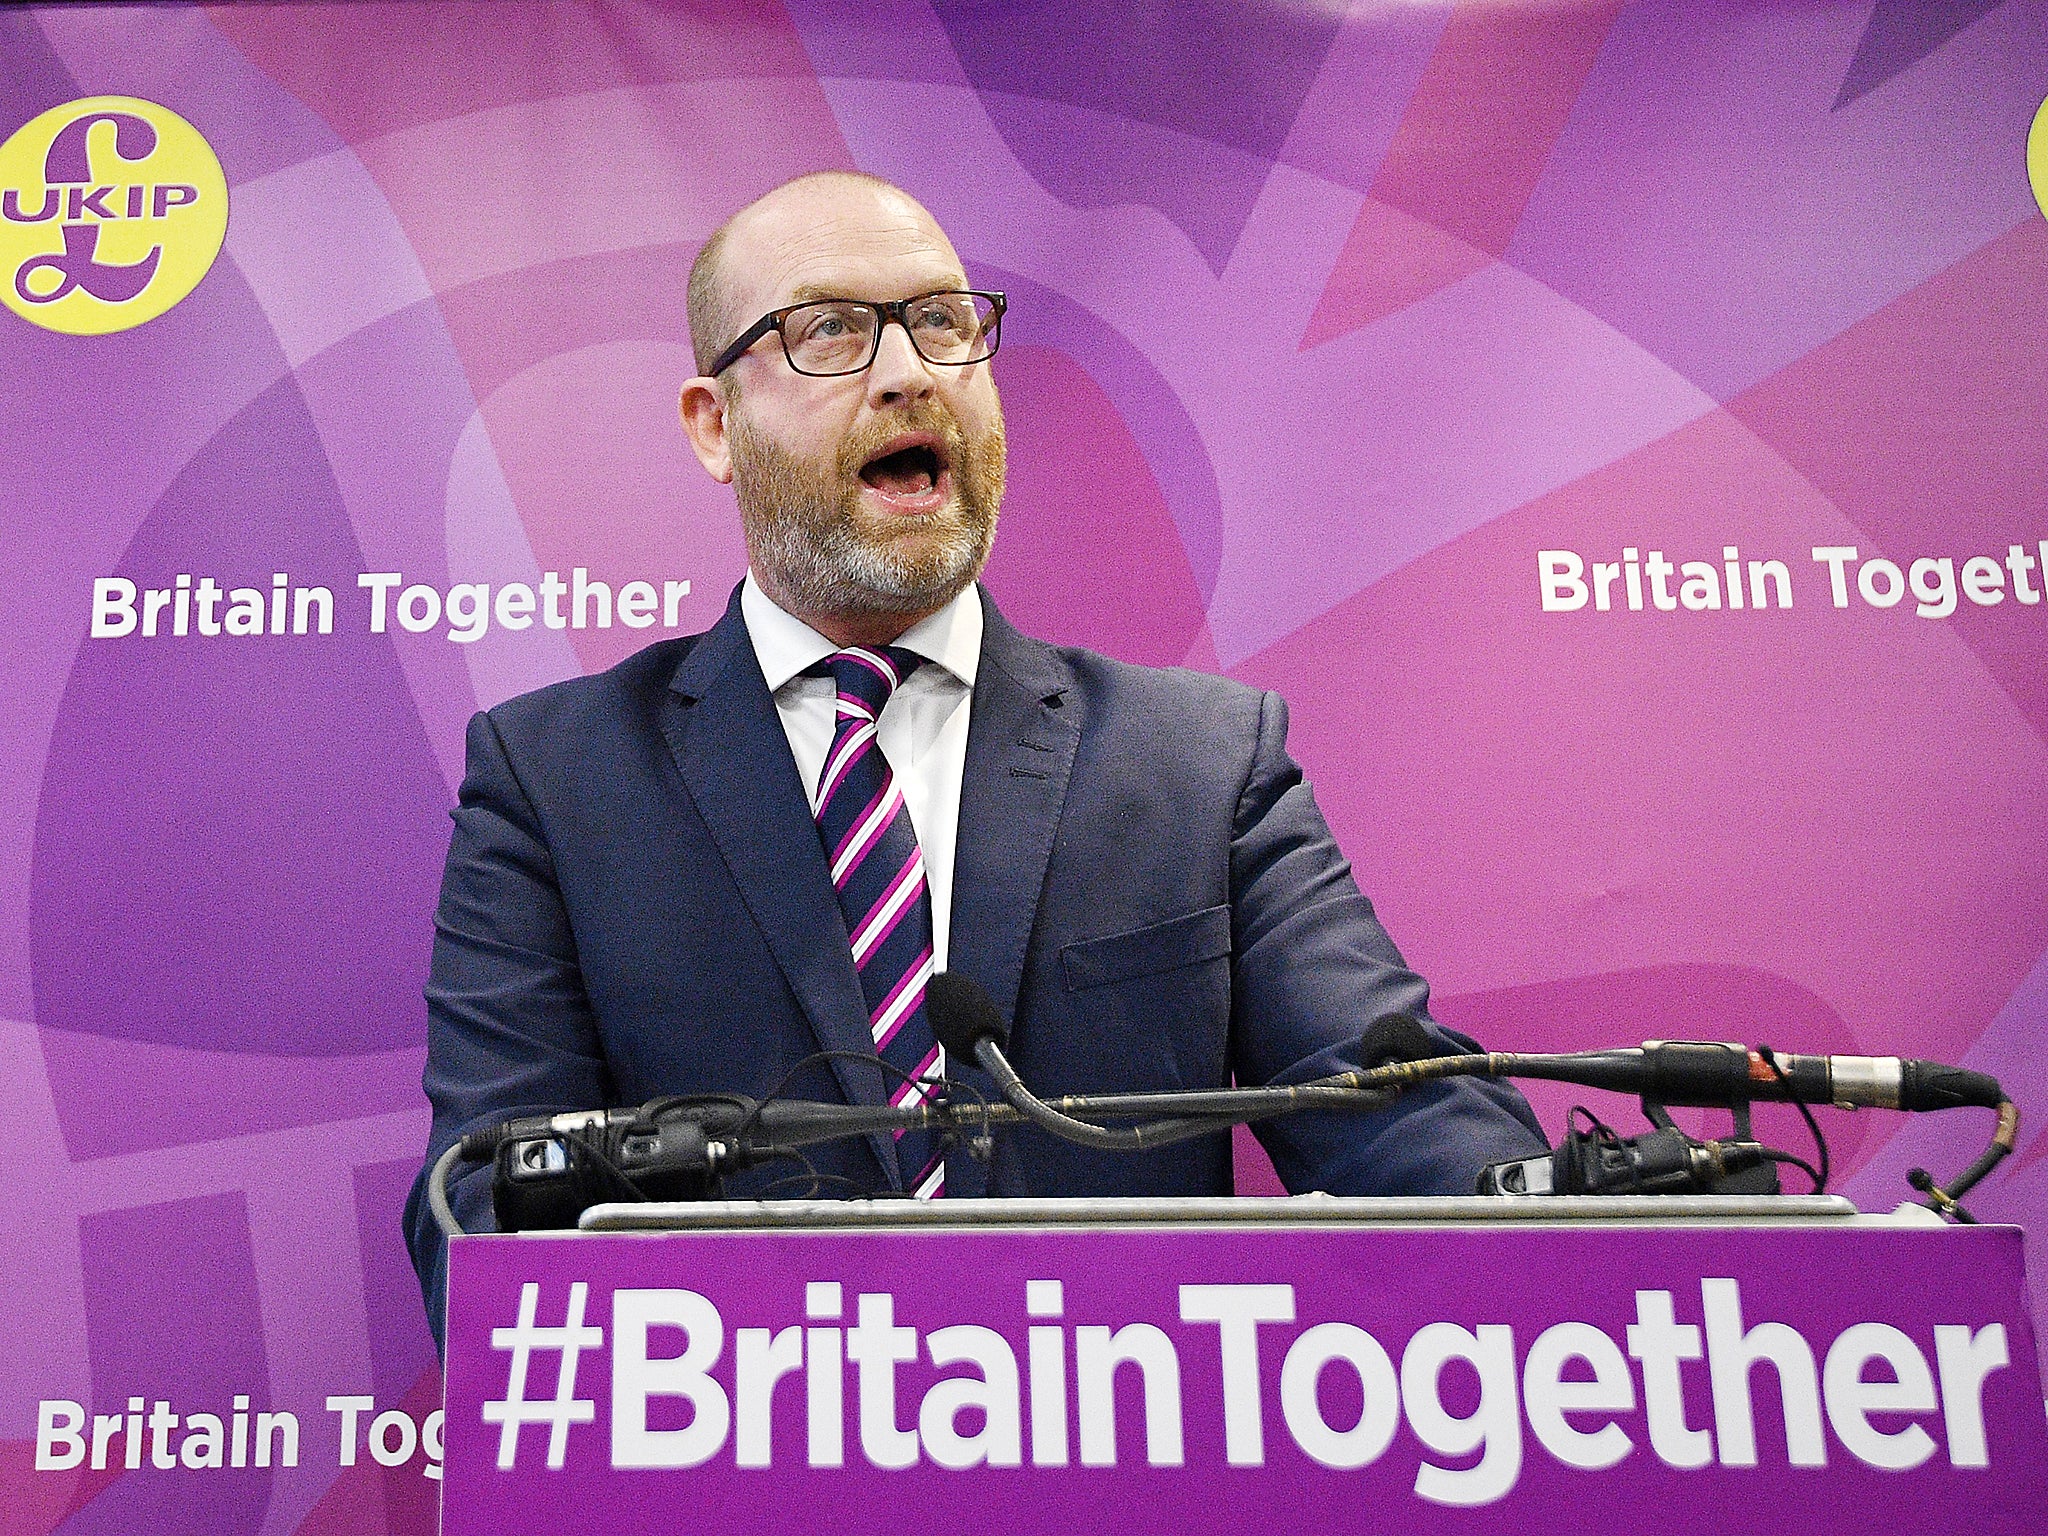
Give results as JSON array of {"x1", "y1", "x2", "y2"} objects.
[{"x1": 742, "y1": 571, "x2": 983, "y2": 692}]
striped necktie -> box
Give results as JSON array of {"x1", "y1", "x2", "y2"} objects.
[{"x1": 812, "y1": 646, "x2": 945, "y2": 1198}]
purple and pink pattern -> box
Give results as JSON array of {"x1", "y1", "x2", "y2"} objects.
[{"x1": 2, "y1": 3, "x2": 2044, "y2": 1531}]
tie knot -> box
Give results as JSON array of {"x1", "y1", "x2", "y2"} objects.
[{"x1": 814, "y1": 646, "x2": 923, "y2": 714}]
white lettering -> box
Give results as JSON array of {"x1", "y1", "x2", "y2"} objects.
[
  {"x1": 1539, "y1": 551, "x2": 1588, "y2": 611},
  {"x1": 1645, "y1": 550, "x2": 1678, "y2": 611},
  {"x1": 806, "y1": 1281, "x2": 844, "y2": 1469},
  {"x1": 1812, "y1": 546, "x2": 1857, "y2": 607},
  {"x1": 1962, "y1": 555, "x2": 2005, "y2": 606},
  {"x1": 572, "y1": 567, "x2": 611, "y2": 629},
  {"x1": 1278, "y1": 1322, "x2": 1399, "y2": 1470},
  {"x1": 2006, "y1": 545, "x2": 2040, "y2": 603},
  {"x1": 1180, "y1": 1283, "x2": 1294, "y2": 1466},
  {"x1": 1402, "y1": 1323, "x2": 1522, "y2": 1506},
  {"x1": 146, "y1": 1400, "x2": 179, "y2": 1467},
  {"x1": 920, "y1": 1326, "x2": 1021, "y2": 1469},
  {"x1": 1749, "y1": 558, "x2": 1792, "y2": 608},
  {"x1": 1910, "y1": 557, "x2": 1957, "y2": 618},
  {"x1": 179, "y1": 1413, "x2": 223, "y2": 1468},
  {"x1": 446, "y1": 582, "x2": 490, "y2": 642},
  {"x1": 1678, "y1": 560, "x2": 1722, "y2": 611},
  {"x1": 397, "y1": 583, "x2": 441, "y2": 633},
  {"x1": 539, "y1": 569, "x2": 568, "y2": 629},
  {"x1": 735, "y1": 1325, "x2": 804, "y2": 1468},
  {"x1": 368, "y1": 1410, "x2": 415, "y2": 1468},
  {"x1": 422, "y1": 1409, "x2": 444, "y2": 1482},
  {"x1": 253, "y1": 1410, "x2": 298, "y2": 1468},
  {"x1": 1822, "y1": 1322, "x2": 1936, "y2": 1470},
  {"x1": 611, "y1": 1288, "x2": 730, "y2": 1469},
  {"x1": 618, "y1": 579, "x2": 658, "y2": 628},
  {"x1": 1934, "y1": 1322, "x2": 2009, "y2": 1468},
  {"x1": 327, "y1": 1395, "x2": 374, "y2": 1467},
  {"x1": 1026, "y1": 1279, "x2": 1068, "y2": 1467},
  {"x1": 91, "y1": 577, "x2": 137, "y2": 637},
  {"x1": 358, "y1": 571, "x2": 401, "y2": 632},
  {"x1": 1524, "y1": 1320, "x2": 1633, "y2": 1471},
  {"x1": 1075, "y1": 1323, "x2": 1183, "y2": 1467},
  {"x1": 35, "y1": 1400, "x2": 85, "y2": 1470},
  {"x1": 1703, "y1": 1277, "x2": 1825, "y2": 1467},
  {"x1": 846, "y1": 1292, "x2": 919, "y2": 1469},
  {"x1": 495, "y1": 582, "x2": 535, "y2": 630},
  {"x1": 1857, "y1": 557, "x2": 1905, "y2": 610}
]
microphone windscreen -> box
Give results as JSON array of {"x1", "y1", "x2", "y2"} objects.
[
  {"x1": 1899, "y1": 1061, "x2": 2004, "y2": 1112},
  {"x1": 1358, "y1": 1012, "x2": 1438, "y2": 1069},
  {"x1": 927, "y1": 972, "x2": 1011, "y2": 1056}
]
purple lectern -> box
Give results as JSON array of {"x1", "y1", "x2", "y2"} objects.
[{"x1": 439, "y1": 1196, "x2": 2047, "y2": 1534}]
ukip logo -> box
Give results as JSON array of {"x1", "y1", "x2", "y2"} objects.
[
  {"x1": 0, "y1": 96, "x2": 227, "y2": 335},
  {"x1": 2032, "y1": 92, "x2": 2048, "y2": 228}
]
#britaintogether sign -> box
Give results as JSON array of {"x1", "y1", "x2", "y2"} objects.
[{"x1": 440, "y1": 1221, "x2": 2047, "y2": 1535}]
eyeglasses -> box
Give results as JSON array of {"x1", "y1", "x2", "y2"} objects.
[{"x1": 708, "y1": 289, "x2": 1006, "y2": 378}]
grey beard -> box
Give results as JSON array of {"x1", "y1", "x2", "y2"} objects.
[{"x1": 729, "y1": 406, "x2": 1003, "y2": 619}]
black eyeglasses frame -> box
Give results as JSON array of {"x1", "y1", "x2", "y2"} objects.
[{"x1": 706, "y1": 290, "x2": 1006, "y2": 378}]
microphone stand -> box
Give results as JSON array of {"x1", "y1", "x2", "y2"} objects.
[{"x1": 425, "y1": 1035, "x2": 2018, "y2": 1237}]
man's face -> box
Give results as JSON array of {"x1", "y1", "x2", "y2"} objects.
[{"x1": 704, "y1": 181, "x2": 1006, "y2": 623}]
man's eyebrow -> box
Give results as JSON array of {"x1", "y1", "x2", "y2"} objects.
[{"x1": 785, "y1": 278, "x2": 970, "y2": 305}]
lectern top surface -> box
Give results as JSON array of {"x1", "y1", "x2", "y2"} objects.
[{"x1": 569, "y1": 1192, "x2": 1877, "y2": 1234}]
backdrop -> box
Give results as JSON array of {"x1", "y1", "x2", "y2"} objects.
[{"x1": 4, "y1": 2, "x2": 2045, "y2": 1531}]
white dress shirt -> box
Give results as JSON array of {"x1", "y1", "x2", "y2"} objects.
[{"x1": 740, "y1": 572, "x2": 981, "y2": 972}]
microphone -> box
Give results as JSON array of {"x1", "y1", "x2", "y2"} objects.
[
  {"x1": 487, "y1": 1111, "x2": 717, "y2": 1231},
  {"x1": 460, "y1": 1105, "x2": 646, "y2": 1162},
  {"x1": 1356, "y1": 1013, "x2": 1439, "y2": 1069},
  {"x1": 928, "y1": 971, "x2": 1011, "y2": 1059},
  {"x1": 421, "y1": 1011, "x2": 2016, "y2": 1238},
  {"x1": 484, "y1": 1097, "x2": 950, "y2": 1231},
  {"x1": 1621, "y1": 1041, "x2": 2003, "y2": 1112},
  {"x1": 924, "y1": 973, "x2": 1412, "y2": 1153},
  {"x1": 927, "y1": 973, "x2": 1232, "y2": 1151},
  {"x1": 1479, "y1": 1125, "x2": 1773, "y2": 1197}
]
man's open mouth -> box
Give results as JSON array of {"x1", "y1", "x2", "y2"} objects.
[{"x1": 858, "y1": 436, "x2": 950, "y2": 509}]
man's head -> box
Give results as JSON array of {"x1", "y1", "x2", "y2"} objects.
[{"x1": 679, "y1": 172, "x2": 1006, "y2": 646}]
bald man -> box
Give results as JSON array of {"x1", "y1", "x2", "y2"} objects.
[{"x1": 405, "y1": 173, "x2": 1545, "y2": 1343}]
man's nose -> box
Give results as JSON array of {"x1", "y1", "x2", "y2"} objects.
[{"x1": 865, "y1": 317, "x2": 937, "y2": 406}]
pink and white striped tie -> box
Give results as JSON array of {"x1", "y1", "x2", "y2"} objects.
[{"x1": 811, "y1": 647, "x2": 945, "y2": 1198}]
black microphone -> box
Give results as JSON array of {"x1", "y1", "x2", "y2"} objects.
[
  {"x1": 1632, "y1": 1041, "x2": 2004, "y2": 1112},
  {"x1": 1357, "y1": 1013, "x2": 1439, "y2": 1069},
  {"x1": 1480, "y1": 1126, "x2": 1774, "y2": 1197},
  {"x1": 928, "y1": 971, "x2": 1011, "y2": 1058},
  {"x1": 925, "y1": 971, "x2": 1084, "y2": 1134},
  {"x1": 1491, "y1": 1041, "x2": 2004, "y2": 1111},
  {"x1": 460, "y1": 1105, "x2": 647, "y2": 1162},
  {"x1": 928, "y1": 973, "x2": 1215, "y2": 1151}
]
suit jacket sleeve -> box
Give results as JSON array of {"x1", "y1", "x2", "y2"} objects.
[
  {"x1": 1224, "y1": 688, "x2": 1548, "y2": 1193},
  {"x1": 401, "y1": 706, "x2": 615, "y2": 1348}
]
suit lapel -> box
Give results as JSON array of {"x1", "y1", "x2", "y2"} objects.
[
  {"x1": 659, "y1": 594, "x2": 895, "y2": 1163},
  {"x1": 949, "y1": 590, "x2": 1079, "y2": 1031}
]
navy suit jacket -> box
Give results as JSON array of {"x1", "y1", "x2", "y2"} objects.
[{"x1": 404, "y1": 586, "x2": 1544, "y2": 1336}]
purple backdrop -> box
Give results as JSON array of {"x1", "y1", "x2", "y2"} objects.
[{"x1": 3, "y1": 2, "x2": 2045, "y2": 1530}]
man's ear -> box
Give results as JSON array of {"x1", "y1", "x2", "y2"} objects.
[{"x1": 678, "y1": 377, "x2": 733, "y2": 483}]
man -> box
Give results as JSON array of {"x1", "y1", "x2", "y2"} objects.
[{"x1": 404, "y1": 172, "x2": 1545, "y2": 1339}]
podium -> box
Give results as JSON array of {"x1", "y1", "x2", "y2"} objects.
[{"x1": 440, "y1": 1196, "x2": 2047, "y2": 1533}]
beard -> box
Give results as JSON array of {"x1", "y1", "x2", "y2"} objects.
[{"x1": 727, "y1": 392, "x2": 1005, "y2": 620}]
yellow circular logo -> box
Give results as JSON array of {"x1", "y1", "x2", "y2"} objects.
[
  {"x1": 2032, "y1": 93, "x2": 2048, "y2": 226},
  {"x1": 0, "y1": 96, "x2": 227, "y2": 335}
]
